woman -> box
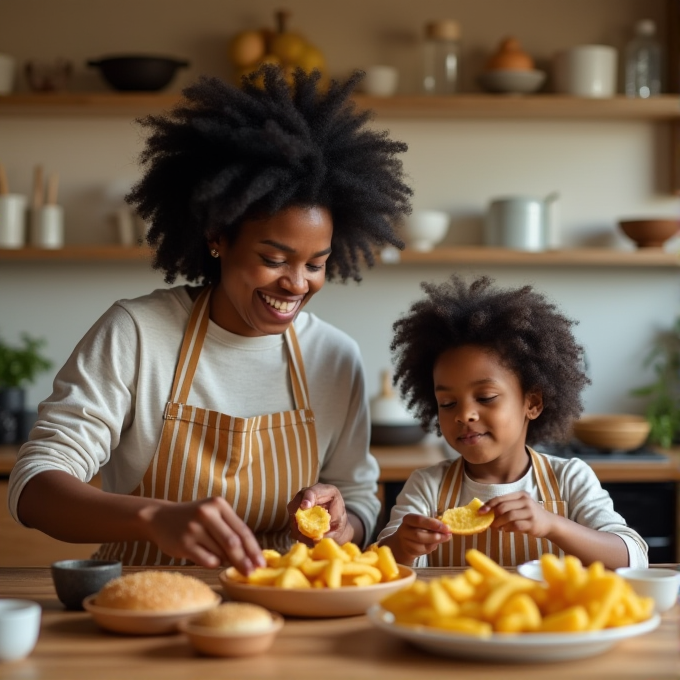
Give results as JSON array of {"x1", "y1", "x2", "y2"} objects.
[{"x1": 8, "y1": 66, "x2": 412, "y2": 573}]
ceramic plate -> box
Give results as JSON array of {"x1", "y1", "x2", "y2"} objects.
[
  {"x1": 517, "y1": 559, "x2": 543, "y2": 581},
  {"x1": 367, "y1": 605, "x2": 660, "y2": 662},
  {"x1": 82, "y1": 592, "x2": 221, "y2": 635},
  {"x1": 219, "y1": 565, "x2": 415, "y2": 618}
]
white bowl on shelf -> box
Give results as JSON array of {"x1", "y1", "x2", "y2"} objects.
[
  {"x1": 402, "y1": 210, "x2": 450, "y2": 252},
  {"x1": 478, "y1": 69, "x2": 546, "y2": 94}
]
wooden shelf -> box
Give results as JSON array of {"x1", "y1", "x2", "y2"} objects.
[
  {"x1": 0, "y1": 92, "x2": 679, "y2": 120},
  {"x1": 1, "y1": 245, "x2": 677, "y2": 267},
  {"x1": 0, "y1": 246, "x2": 153, "y2": 261},
  {"x1": 383, "y1": 246, "x2": 680, "y2": 268}
]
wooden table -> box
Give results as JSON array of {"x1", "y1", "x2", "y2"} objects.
[{"x1": 0, "y1": 566, "x2": 677, "y2": 680}]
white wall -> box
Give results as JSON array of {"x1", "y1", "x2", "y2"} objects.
[{"x1": 1, "y1": 0, "x2": 679, "y2": 415}]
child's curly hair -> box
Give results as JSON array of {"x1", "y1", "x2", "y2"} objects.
[
  {"x1": 126, "y1": 66, "x2": 412, "y2": 284},
  {"x1": 391, "y1": 275, "x2": 590, "y2": 444}
]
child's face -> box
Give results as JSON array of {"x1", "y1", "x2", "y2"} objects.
[{"x1": 433, "y1": 345, "x2": 542, "y2": 469}]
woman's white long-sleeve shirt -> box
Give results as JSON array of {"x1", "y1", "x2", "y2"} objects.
[
  {"x1": 9, "y1": 286, "x2": 380, "y2": 541},
  {"x1": 378, "y1": 455, "x2": 649, "y2": 568}
]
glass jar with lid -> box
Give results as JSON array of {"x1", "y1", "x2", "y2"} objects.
[{"x1": 422, "y1": 19, "x2": 461, "y2": 95}]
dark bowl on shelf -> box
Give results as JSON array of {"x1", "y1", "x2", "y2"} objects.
[
  {"x1": 87, "y1": 55, "x2": 189, "y2": 91},
  {"x1": 370, "y1": 423, "x2": 427, "y2": 446},
  {"x1": 618, "y1": 219, "x2": 680, "y2": 248}
]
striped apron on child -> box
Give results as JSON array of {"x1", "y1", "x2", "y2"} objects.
[{"x1": 430, "y1": 448, "x2": 567, "y2": 567}]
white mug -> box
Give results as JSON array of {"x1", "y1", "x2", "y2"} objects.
[
  {"x1": 362, "y1": 65, "x2": 399, "y2": 97},
  {"x1": 0, "y1": 194, "x2": 27, "y2": 248},
  {"x1": 0, "y1": 599, "x2": 41, "y2": 662},
  {"x1": 30, "y1": 205, "x2": 64, "y2": 249},
  {"x1": 554, "y1": 45, "x2": 618, "y2": 97}
]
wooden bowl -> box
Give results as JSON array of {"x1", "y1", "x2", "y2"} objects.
[
  {"x1": 618, "y1": 219, "x2": 680, "y2": 248},
  {"x1": 571, "y1": 414, "x2": 650, "y2": 451}
]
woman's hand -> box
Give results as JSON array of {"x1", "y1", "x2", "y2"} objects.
[
  {"x1": 380, "y1": 514, "x2": 451, "y2": 566},
  {"x1": 287, "y1": 483, "x2": 354, "y2": 546},
  {"x1": 480, "y1": 492, "x2": 555, "y2": 537},
  {"x1": 140, "y1": 497, "x2": 266, "y2": 574}
]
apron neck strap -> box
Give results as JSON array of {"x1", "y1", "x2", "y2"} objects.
[{"x1": 169, "y1": 286, "x2": 212, "y2": 404}]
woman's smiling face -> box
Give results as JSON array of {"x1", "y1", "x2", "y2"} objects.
[
  {"x1": 434, "y1": 345, "x2": 542, "y2": 471},
  {"x1": 210, "y1": 205, "x2": 332, "y2": 337}
]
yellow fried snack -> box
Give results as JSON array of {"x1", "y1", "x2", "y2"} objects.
[
  {"x1": 379, "y1": 548, "x2": 655, "y2": 637},
  {"x1": 439, "y1": 498, "x2": 495, "y2": 535},
  {"x1": 295, "y1": 505, "x2": 331, "y2": 541},
  {"x1": 224, "y1": 539, "x2": 403, "y2": 589}
]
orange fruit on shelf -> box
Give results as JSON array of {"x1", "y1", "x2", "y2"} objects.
[{"x1": 229, "y1": 30, "x2": 267, "y2": 68}]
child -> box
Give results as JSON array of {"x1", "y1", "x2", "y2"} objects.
[{"x1": 378, "y1": 275, "x2": 648, "y2": 570}]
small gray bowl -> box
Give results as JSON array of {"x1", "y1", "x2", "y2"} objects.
[{"x1": 51, "y1": 559, "x2": 122, "y2": 610}]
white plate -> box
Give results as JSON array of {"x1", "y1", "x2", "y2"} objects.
[
  {"x1": 219, "y1": 565, "x2": 415, "y2": 618},
  {"x1": 367, "y1": 605, "x2": 660, "y2": 662},
  {"x1": 517, "y1": 559, "x2": 543, "y2": 581}
]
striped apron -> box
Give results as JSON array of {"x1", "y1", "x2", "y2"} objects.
[
  {"x1": 95, "y1": 286, "x2": 320, "y2": 565},
  {"x1": 430, "y1": 448, "x2": 567, "y2": 567}
]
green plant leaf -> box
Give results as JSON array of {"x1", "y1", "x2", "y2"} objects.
[{"x1": 0, "y1": 333, "x2": 53, "y2": 389}]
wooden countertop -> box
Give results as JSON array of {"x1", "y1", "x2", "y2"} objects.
[
  {"x1": 0, "y1": 566, "x2": 677, "y2": 680},
  {"x1": 4, "y1": 443, "x2": 680, "y2": 483}
]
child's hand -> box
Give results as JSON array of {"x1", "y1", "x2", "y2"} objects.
[
  {"x1": 480, "y1": 492, "x2": 555, "y2": 537},
  {"x1": 381, "y1": 514, "x2": 451, "y2": 566}
]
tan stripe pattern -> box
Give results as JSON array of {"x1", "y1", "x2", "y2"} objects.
[
  {"x1": 430, "y1": 448, "x2": 566, "y2": 567},
  {"x1": 94, "y1": 290, "x2": 319, "y2": 566}
]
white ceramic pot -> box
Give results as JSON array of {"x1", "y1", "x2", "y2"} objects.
[
  {"x1": 0, "y1": 54, "x2": 16, "y2": 95},
  {"x1": 0, "y1": 194, "x2": 27, "y2": 248},
  {"x1": 485, "y1": 193, "x2": 559, "y2": 251}
]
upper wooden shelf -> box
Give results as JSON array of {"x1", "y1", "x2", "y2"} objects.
[
  {"x1": 0, "y1": 92, "x2": 679, "y2": 120},
  {"x1": 1, "y1": 245, "x2": 678, "y2": 267}
]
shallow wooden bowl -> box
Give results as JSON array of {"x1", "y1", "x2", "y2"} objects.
[{"x1": 571, "y1": 414, "x2": 650, "y2": 451}]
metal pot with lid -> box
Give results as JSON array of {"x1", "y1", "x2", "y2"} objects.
[{"x1": 484, "y1": 192, "x2": 560, "y2": 251}]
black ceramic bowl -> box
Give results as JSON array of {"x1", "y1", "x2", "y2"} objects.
[
  {"x1": 51, "y1": 559, "x2": 122, "y2": 610},
  {"x1": 87, "y1": 55, "x2": 189, "y2": 91},
  {"x1": 370, "y1": 423, "x2": 427, "y2": 446}
]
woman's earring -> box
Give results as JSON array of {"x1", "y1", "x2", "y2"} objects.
[{"x1": 210, "y1": 248, "x2": 219, "y2": 258}]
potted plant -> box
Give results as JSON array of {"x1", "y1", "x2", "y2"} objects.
[
  {"x1": 0, "y1": 333, "x2": 52, "y2": 444},
  {"x1": 631, "y1": 318, "x2": 680, "y2": 449}
]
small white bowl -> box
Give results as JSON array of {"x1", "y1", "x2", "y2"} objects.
[
  {"x1": 402, "y1": 210, "x2": 449, "y2": 252},
  {"x1": 478, "y1": 69, "x2": 546, "y2": 94},
  {"x1": 615, "y1": 568, "x2": 680, "y2": 613},
  {"x1": 0, "y1": 599, "x2": 41, "y2": 662},
  {"x1": 517, "y1": 560, "x2": 543, "y2": 582}
]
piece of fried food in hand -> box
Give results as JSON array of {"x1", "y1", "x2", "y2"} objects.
[
  {"x1": 439, "y1": 498, "x2": 494, "y2": 535},
  {"x1": 295, "y1": 506, "x2": 331, "y2": 541}
]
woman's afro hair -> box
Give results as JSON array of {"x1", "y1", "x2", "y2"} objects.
[
  {"x1": 391, "y1": 275, "x2": 591, "y2": 444},
  {"x1": 126, "y1": 66, "x2": 413, "y2": 284}
]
